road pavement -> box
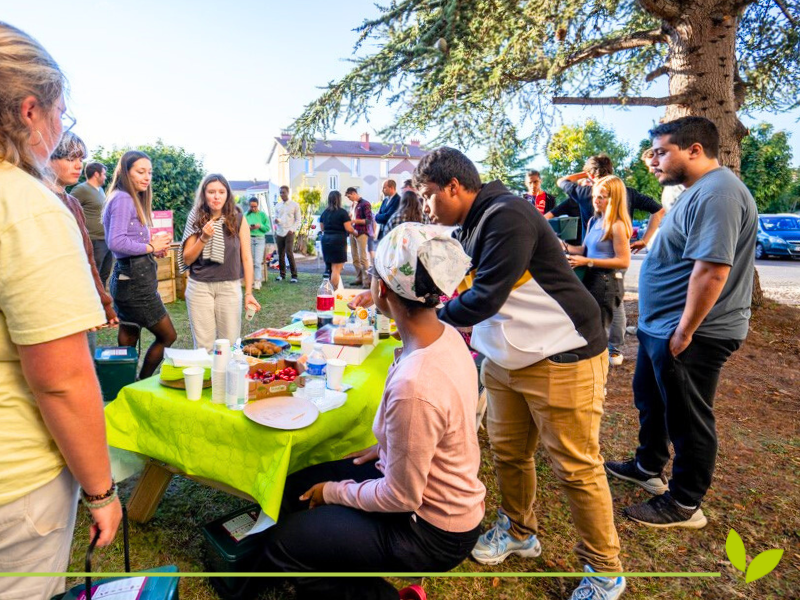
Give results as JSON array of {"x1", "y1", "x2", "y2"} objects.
[{"x1": 624, "y1": 253, "x2": 800, "y2": 305}]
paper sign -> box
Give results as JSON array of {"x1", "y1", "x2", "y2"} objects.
[{"x1": 150, "y1": 210, "x2": 174, "y2": 239}]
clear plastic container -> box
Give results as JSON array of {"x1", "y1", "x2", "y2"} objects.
[{"x1": 225, "y1": 349, "x2": 249, "y2": 410}]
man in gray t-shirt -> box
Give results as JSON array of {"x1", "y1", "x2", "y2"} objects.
[{"x1": 605, "y1": 117, "x2": 757, "y2": 531}]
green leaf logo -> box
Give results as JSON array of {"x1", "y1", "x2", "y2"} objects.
[
  {"x1": 726, "y1": 529, "x2": 746, "y2": 572},
  {"x1": 725, "y1": 528, "x2": 784, "y2": 583},
  {"x1": 746, "y1": 549, "x2": 784, "y2": 583}
]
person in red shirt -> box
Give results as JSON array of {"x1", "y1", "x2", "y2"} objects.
[{"x1": 522, "y1": 170, "x2": 555, "y2": 215}]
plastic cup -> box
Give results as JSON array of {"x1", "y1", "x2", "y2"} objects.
[
  {"x1": 213, "y1": 339, "x2": 231, "y2": 371},
  {"x1": 245, "y1": 304, "x2": 257, "y2": 321},
  {"x1": 326, "y1": 358, "x2": 347, "y2": 391},
  {"x1": 183, "y1": 367, "x2": 205, "y2": 401}
]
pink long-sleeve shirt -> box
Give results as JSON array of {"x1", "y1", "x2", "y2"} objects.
[{"x1": 324, "y1": 324, "x2": 485, "y2": 533}]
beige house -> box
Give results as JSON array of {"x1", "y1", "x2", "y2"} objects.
[{"x1": 266, "y1": 132, "x2": 426, "y2": 204}]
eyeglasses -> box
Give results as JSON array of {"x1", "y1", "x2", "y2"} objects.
[{"x1": 60, "y1": 108, "x2": 76, "y2": 133}]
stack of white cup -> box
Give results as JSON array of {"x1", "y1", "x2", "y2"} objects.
[{"x1": 212, "y1": 339, "x2": 230, "y2": 404}]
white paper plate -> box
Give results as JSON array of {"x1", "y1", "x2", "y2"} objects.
[{"x1": 243, "y1": 396, "x2": 319, "y2": 430}]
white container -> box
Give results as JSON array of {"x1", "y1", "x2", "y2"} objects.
[
  {"x1": 183, "y1": 367, "x2": 205, "y2": 401},
  {"x1": 325, "y1": 358, "x2": 347, "y2": 391},
  {"x1": 318, "y1": 340, "x2": 376, "y2": 366},
  {"x1": 213, "y1": 339, "x2": 231, "y2": 371}
]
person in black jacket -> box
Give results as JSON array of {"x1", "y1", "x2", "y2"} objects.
[
  {"x1": 348, "y1": 148, "x2": 627, "y2": 600},
  {"x1": 374, "y1": 179, "x2": 401, "y2": 241}
]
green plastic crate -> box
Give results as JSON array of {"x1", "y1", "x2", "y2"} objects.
[
  {"x1": 94, "y1": 347, "x2": 138, "y2": 402},
  {"x1": 547, "y1": 216, "x2": 579, "y2": 241}
]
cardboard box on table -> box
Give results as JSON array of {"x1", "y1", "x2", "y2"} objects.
[
  {"x1": 310, "y1": 325, "x2": 377, "y2": 366},
  {"x1": 246, "y1": 358, "x2": 305, "y2": 400}
]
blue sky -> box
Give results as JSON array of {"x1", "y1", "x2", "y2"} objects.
[{"x1": 5, "y1": 0, "x2": 799, "y2": 179}]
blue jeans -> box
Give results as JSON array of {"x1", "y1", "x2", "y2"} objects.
[
  {"x1": 608, "y1": 269, "x2": 627, "y2": 353},
  {"x1": 251, "y1": 236, "x2": 266, "y2": 282}
]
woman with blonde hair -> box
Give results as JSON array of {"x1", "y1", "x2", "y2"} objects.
[
  {"x1": 0, "y1": 21, "x2": 120, "y2": 598},
  {"x1": 180, "y1": 173, "x2": 261, "y2": 350},
  {"x1": 564, "y1": 175, "x2": 632, "y2": 363},
  {"x1": 104, "y1": 150, "x2": 177, "y2": 378}
]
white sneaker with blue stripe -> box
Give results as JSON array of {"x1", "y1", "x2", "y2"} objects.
[
  {"x1": 471, "y1": 509, "x2": 542, "y2": 565},
  {"x1": 570, "y1": 565, "x2": 626, "y2": 600}
]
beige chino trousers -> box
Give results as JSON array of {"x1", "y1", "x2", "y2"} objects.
[
  {"x1": 482, "y1": 351, "x2": 622, "y2": 572},
  {"x1": 185, "y1": 278, "x2": 243, "y2": 351}
]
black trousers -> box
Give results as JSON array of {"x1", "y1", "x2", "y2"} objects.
[
  {"x1": 276, "y1": 232, "x2": 297, "y2": 278},
  {"x1": 582, "y1": 267, "x2": 623, "y2": 331},
  {"x1": 243, "y1": 458, "x2": 480, "y2": 600},
  {"x1": 634, "y1": 331, "x2": 741, "y2": 506}
]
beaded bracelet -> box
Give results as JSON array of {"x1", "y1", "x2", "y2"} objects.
[
  {"x1": 81, "y1": 479, "x2": 116, "y2": 503},
  {"x1": 82, "y1": 488, "x2": 118, "y2": 510}
]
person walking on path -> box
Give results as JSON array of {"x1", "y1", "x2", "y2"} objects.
[
  {"x1": 350, "y1": 147, "x2": 626, "y2": 600},
  {"x1": 274, "y1": 185, "x2": 301, "y2": 282},
  {"x1": 550, "y1": 155, "x2": 666, "y2": 365},
  {"x1": 374, "y1": 179, "x2": 400, "y2": 240},
  {"x1": 71, "y1": 161, "x2": 112, "y2": 287},
  {"x1": 246, "y1": 196, "x2": 269, "y2": 289},
  {"x1": 104, "y1": 150, "x2": 177, "y2": 379},
  {"x1": 0, "y1": 22, "x2": 121, "y2": 599},
  {"x1": 563, "y1": 175, "x2": 632, "y2": 352},
  {"x1": 319, "y1": 190, "x2": 356, "y2": 289},
  {"x1": 48, "y1": 132, "x2": 118, "y2": 357},
  {"x1": 605, "y1": 117, "x2": 757, "y2": 530},
  {"x1": 522, "y1": 170, "x2": 555, "y2": 215},
  {"x1": 346, "y1": 186, "x2": 373, "y2": 287},
  {"x1": 180, "y1": 175, "x2": 260, "y2": 351}
]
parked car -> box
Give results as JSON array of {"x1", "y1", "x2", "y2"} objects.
[{"x1": 756, "y1": 214, "x2": 800, "y2": 259}]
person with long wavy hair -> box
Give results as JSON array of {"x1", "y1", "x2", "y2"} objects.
[
  {"x1": 0, "y1": 21, "x2": 120, "y2": 598},
  {"x1": 180, "y1": 173, "x2": 260, "y2": 350},
  {"x1": 103, "y1": 150, "x2": 177, "y2": 378},
  {"x1": 383, "y1": 189, "x2": 429, "y2": 234},
  {"x1": 564, "y1": 175, "x2": 632, "y2": 363}
]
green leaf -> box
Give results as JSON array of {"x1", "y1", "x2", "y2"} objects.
[
  {"x1": 745, "y1": 549, "x2": 784, "y2": 583},
  {"x1": 725, "y1": 529, "x2": 747, "y2": 572}
]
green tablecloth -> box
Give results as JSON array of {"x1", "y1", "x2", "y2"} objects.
[{"x1": 104, "y1": 331, "x2": 399, "y2": 522}]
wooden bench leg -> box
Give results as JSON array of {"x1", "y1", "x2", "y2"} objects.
[{"x1": 126, "y1": 460, "x2": 174, "y2": 523}]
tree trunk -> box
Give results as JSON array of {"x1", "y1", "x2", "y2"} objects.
[
  {"x1": 663, "y1": 2, "x2": 748, "y2": 172},
  {"x1": 661, "y1": 2, "x2": 763, "y2": 306}
]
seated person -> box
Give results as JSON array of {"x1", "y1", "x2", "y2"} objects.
[{"x1": 243, "y1": 223, "x2": 485, "y2": 600}]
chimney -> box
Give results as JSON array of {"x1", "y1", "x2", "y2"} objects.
[
  {"x1": 360, "y1": 132, "x2": 370, "y2": 151},
  {"x1": 280, "y1": 130, "x2": 291, "y2": 140},
  {"x1": 409, "y1": 139, "x2": 420, "y2": 147}
]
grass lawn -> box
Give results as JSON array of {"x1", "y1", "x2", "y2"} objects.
[{"x1": 69, "y1": 280, "x2": 799, "y2": 599}]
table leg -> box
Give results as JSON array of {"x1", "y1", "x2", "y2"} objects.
[{"x1": 126, "y1": 460, "x2": 174, "y2": 523}]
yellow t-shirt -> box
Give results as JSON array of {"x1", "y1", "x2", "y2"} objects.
[{"x1": 0, "y1": 160, "x2": 105, "y2": 506}]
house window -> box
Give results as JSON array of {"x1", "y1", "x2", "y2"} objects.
[
  {"x1": 329, "y1": 172, "x2": 339, "y2": 191},
  {"x1": 352, "y1": 158, "x2": 360, "y2": 177},
  {"x1": 380, "y1": 159, "x2": 389, "y2": 178},
  {"x1": 304, "y1": 158, "x2": 314, "y2": 175}
]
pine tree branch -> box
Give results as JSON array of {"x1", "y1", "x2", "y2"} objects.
[
  {"x1": 773, "y1": 0, "x2": 798, "y2": 26},
  {"x1": 552, "y1": 94, "x2": 690, "y2": 106},
  {"x1": 513, "y1": 28, "x2": 667, "y2": 82},
  {"x1": 636, "y1": 0, "x2": 682, "y2": 20},
  {"x1": 645, "y1": 64, "x2": 670, "y2": 82}
]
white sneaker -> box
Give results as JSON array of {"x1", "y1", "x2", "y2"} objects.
[
  {"x1": 254, "y1": 281, "x2": 262, "y2": 290},
  {"x1": 625, "y1": 326, "x2": 637, "y2": 336},
  {"x1": 609, "y1": 352, "x2": 624, "y2": 366},
  {"x1": 471, "y1": 510, "x2": 542, "y2": 565},
  {"x1": 570, "y1": 565, "x2": 626, "y2": 600}
]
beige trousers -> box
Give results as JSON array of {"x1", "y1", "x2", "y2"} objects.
[
  {"x1": 482, "y1": 351, "x2": 622, "y2": 572},
  {"x1": 185, "y1": 278, "x2": 243, "y2": 351},
  {"x1": 0, "y1": 468, "x2": 79, "y2": 599},
  {"x1": 349, "y1": 234, "x2": 370, "y2": 284}
]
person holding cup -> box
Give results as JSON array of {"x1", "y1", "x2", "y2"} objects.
[
  {"x1": 104, "y1": 150, "x2": 177, "y2": 379},
  {"x1": 180, "y1": 174, "x2": 261, "y2": 351}
]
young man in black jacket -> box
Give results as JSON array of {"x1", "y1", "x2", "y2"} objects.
[{"x1": 420, "y1": 148, "x2": 625, "y2": 600}]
